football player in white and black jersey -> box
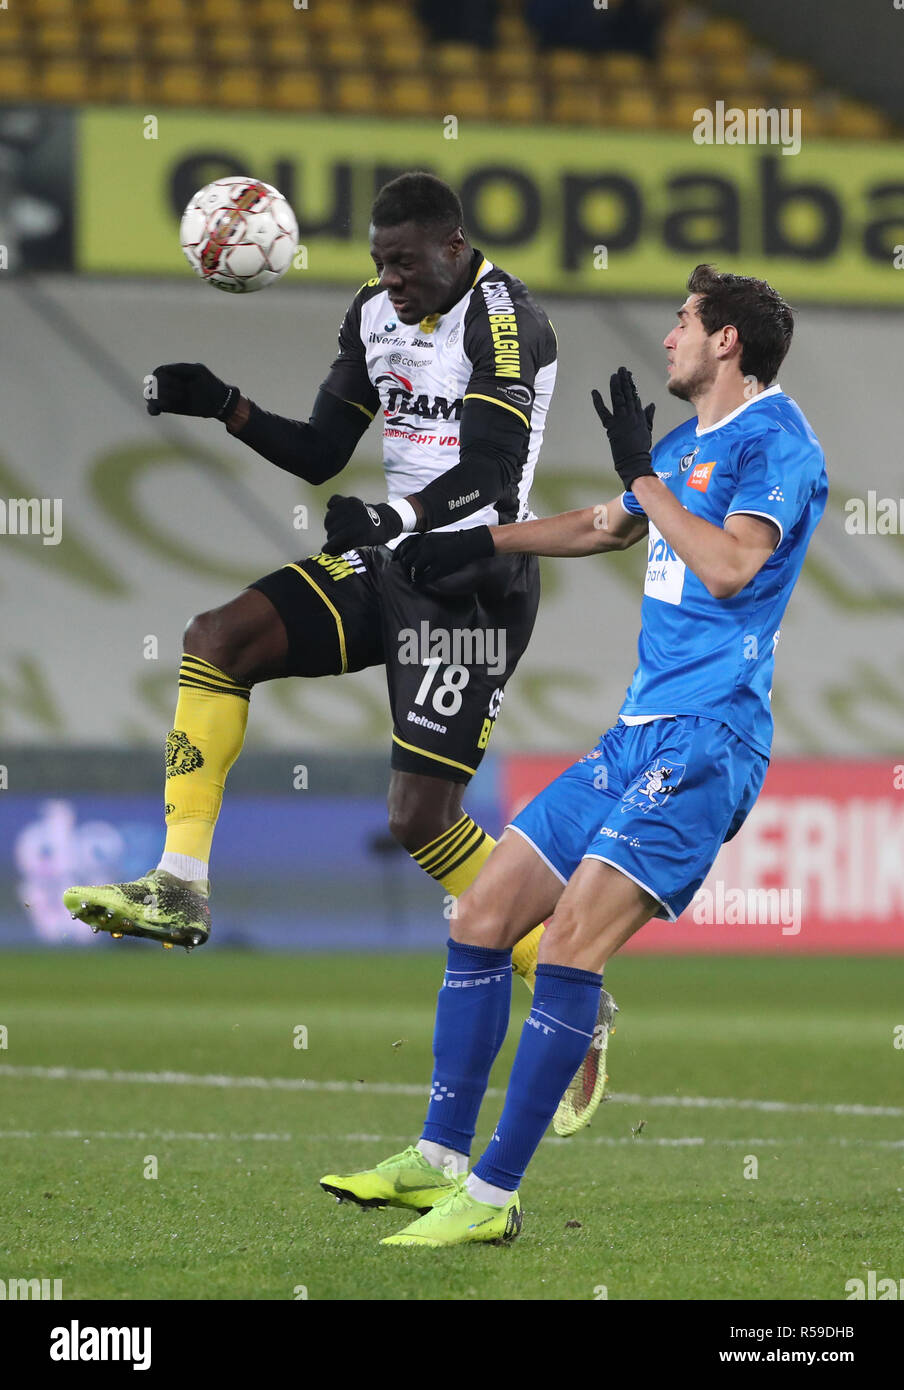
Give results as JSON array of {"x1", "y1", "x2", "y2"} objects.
[{"x1": 63, "y1": 172, "x2": 614, "y2": 1135}]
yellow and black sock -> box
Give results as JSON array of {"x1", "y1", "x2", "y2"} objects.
[
  {"x1": 158, "y1": 655, "x2": 251, "y2": 880},
  {"x1": 411, "y1": 813, "x2": 545, "y2": 989}
]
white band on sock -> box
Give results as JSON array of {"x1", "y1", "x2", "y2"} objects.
[
  {"x1": 466, "y1": 1172, "x2": 514, "y2": 1207},
  {"x1": 157, "y1": 852, "x2": 209, "y2": 884}
]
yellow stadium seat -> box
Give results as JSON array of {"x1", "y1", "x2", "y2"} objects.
[
  {"x1": 490, "y1": 46, "x2": 537, "y2": 81},
  {"x1": 547, "y1": 49, "x2": 592, "y2": 83},
  {"x1": 373, "y1": 33, "x2": 426, "y2": 73},
  {"x1": 35, "y1": 21, "x2": 82, "y2": 53},
  {"x1": 199, "y1": 0, "x2": 245, "y2": 24},
  {"x1": 147, "y1": 27, "x2": 198, "y2": 61},
  {"x1": 209, "y1": 29, "x2": 256, "y2": 63},
  {"x1": 443, "y1": 76, "x2": 492, "y2": 120},
  {"x1": 0, "y1": 57, "x2": 33, "y2": 98},
  {"x1": 270, "y1": 68, "x2": 325, "y2": 111},
  {"x1": 306, "y1": 0, "x2": 357, "y2": 34},
  {"x1": 664, "y1": 88, "x2": 712, "y2": 131},
  {"x1": 497, "y1": 14, "x2": 532, "y2": 47},
  {"x1": 86, "y1": 0, "x2": 133, "y2": 16},
  {"x1": 765, "y1": 58, "x2": 817, "y2": 95},
  {"x1": 31, "y1": 0, "x2": 76, "y2": 16},
  {"x1": 492, "y1": 78, "x2": 543, "y2": 123},
  {"x1": 597, "y1": 52, "x2": 651, "y2": 86},
  {"x1": 0, "y1": 18, "x2": 27, "y2": 52},
  {"x1": 362, "y1": 4, "x2": 411, "y2": 40},
  {"x1": 322, "y1": 33, "x2": 370, "y2": 69},
  {"x1": 334, "y1": 70, "x2": 380, "y2": 113},
  {"x1": 39, "y1": 58, "x2": 91, "y2": 101},
  {"x1": 93, "y1": 22, "x2": 138, "y2": 58},
  {"x1": 612, "y1": 87, "x2": 660, "y2": 129},
  {"x1": 698, "y1": 18, "x2": 749, "y2": 56},
  {"x1": 212, "y1": 65, "x2": 264, "y2": 109},
  {"x1": 831, "y1": 101, "x2": 889, "y2": 138},
  {"x1": 96, "y1": 57, "x2": 147, "y2": 102},
  {"x1": 154, "y1": 62, "x2": 206, "y2": 106},
  {"x1": 709, "y1": 56, "x2": 753, "y2": 90},
  {"x1": 266, "y1": 29, "x2": 316, "y2": 64},
  {"x1": 148, "y1": 0, "x2": 191, "y2": 21},
  {"x1": 548, "y1": 84, "x2": 606, "y2": 127},
  {"x1": 386, "y1": 74, "x2": 438, "y2": 117},
  {"x1": 657, "y1": 53, "x2": 705, "y2": 88},
  {"x1": 435, "y1": 42, "x2": 483, "y2": 77}
]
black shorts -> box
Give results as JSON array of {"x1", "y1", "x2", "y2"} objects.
[{"x1": 250, "y1": 543, "x2": 540, "y2": 784}]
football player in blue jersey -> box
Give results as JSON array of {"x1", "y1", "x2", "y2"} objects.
[{"x1": 320, "y1": 263, "x2": 828, "y2": 1247}]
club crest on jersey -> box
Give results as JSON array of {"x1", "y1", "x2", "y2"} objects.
[
  {"x1": 621, "y1": 762, "x2": 686, "y2": 813},
  {"x1": 679, "y1": 446, "x2": 699, "y2": 472}
]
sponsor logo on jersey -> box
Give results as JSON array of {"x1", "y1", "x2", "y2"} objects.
[
  {"x1": 368, "y1": 332, "x2": 435, "y2": 347},
  {"x1": 384, "y1": 321, "x2": 396, "y2": 332},
  {"x1": 389, "y1": 352, "x2": 431, "y2": 369},
  {"x1": 480, "y1": 280, "x2": 521, "y2": 378},
  {"x1": 376, "y1": 370, "x2": 463, "y2": 425},
  {"x1": 679, "y1": 446, "x2": 699, "y2": 472},
  {"x1": 687, "y1": 461, "x2": 716, "y2": 492},
  {"x1": 501, "y1": 384, "x2": 533, "y2": 408}
]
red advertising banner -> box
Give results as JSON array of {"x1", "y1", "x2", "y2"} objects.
[{"x1": 501, "y1": 757, "x2": 904, "y2": 953}]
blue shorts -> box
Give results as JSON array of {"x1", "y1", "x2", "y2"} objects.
[{"x1": 508, "y1": 716, "x2": 769, "y2": 920}]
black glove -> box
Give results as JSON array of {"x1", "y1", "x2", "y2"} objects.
[
  {"x1": 591, "y1": 367, "x2": 657, "y2": 491},
  {"x1": 394, "y1": 526, "x2": 495, "y2": 587},
  {"x1": 146, "y1": 362, "x2": 239, "y2": 420},
  {"x1": 323, "y1": 495, "x2": 403, "y2": 554}
]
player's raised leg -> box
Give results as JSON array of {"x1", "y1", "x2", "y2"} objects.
[
  {"x1": 382, "y1": 859, "x2": 656, "y2": 1247},
  {"x1": 320, "y1": 827, "x2": 564, "y2": 1214}
]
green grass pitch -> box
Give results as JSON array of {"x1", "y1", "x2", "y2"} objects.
[{"x1": 1, "y1": 951, "x2": 902, "y2": 1301}]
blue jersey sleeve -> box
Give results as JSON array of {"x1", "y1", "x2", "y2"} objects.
[
  {"x1": 725, "y1": 427, "x2": 822, "y2": 545},
  {"x1": 621, "y1": 490, "x2": 646, "y2": 516}
]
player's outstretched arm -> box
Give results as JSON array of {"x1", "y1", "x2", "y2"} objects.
[{"x1": 145, "y1": 362, "x2": 370, "y2": 485}]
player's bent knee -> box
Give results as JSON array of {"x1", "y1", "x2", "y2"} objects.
[{"x1": 183, "y1": 606, "x2": 252, "y2": 680}]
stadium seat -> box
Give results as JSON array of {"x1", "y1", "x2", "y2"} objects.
[
  {"x1": 212, "y1": 65, "x2": 264, "y2": 109},
  {"x1": 86, "y1": 0, "x2": 134, "y2": 15},
  {"x1": 209, "y1": 29, "x2": 256, "y2": 63},
  {"x1": 38, "y1": 58, "x2": 91, "y2": 102},
  {"x1": 663, "y1": 88, "x2": 715, "y2": 131},
  {"x1": 306, "y1": 0, "x2": 357, "y2": 34},
  {"x1": 492, "y1": 78, "x2": 543, "y2": 124},
  {"x1": 373, "y1": 33, "x2": 427, "y2": 73},
  {"x1": 547, "y1": 49, "x2": 592, "y2": 83},
  {"x1": 657, "y1": 52, "x2": 705, "y2": 88},
  {"x1": 443, "y1": 76, "x2": 492, "y2": 121},
  {"x1": 386, "y1": 74, "x2": 440, "y2": 117},
  {"x1": 698, "y1": 18, "x2": 749, "y2": 56},
  {"x1": 597, "y1": 52, "x2": 651, "y2": 87},
  {"x1": 766, "y1": 58, "x2": 817, "y2": 94},
  {"x1": 322, "y1": 33, "x2": 370, "y2": 70},
  {"x1": 32, "y1": 0, "x2": 76, "y2": 15},
  {"x1": 0, "y1": 57, "x2": 33, "y2": 99},
  {"x1": 612, "y1": 87, "x2": 661, "y2": 130},
  {"x1": 147, "y1": 26, "x2": 198, "y2": 61},
  {"x1": 270, "y1": 68, "x2": 325, "y2": 112},
  {"x1": 548, "y1": 84, "x2": 606, "y2": 127},
  {"x1": 831, "y1": 100, "x2": 889, "y2": 138},
  {"x1": 489, "y1": 45, "x2": 537, "y2": 81},
  {"x1": 97, "y1": 57, "x2": 147, "y2": 102},
  {"x1": 435, "y1": 42, "x2": 483, "y2": 77},
  {"x1": 709, "y1": 57, "x2": 754, "y2": 91},
  {"x1": 265, "y1": 30, "x2": 316, "y2": 65},
  {"x1": 362, "y1": 3, "x2": 414, "y2": 40},
  {"x1": 93, "y1": 22, "x2": 139, "y2": 58},
  {"x1": 335, "y1": 71, "x2": 381, "y2": 113},
  {"x1": 199, "y1": 0, "x2": 245, "y2": 24},
  {"x1": 154, "y1": 62, "x2": 206, "y2": 106},
  {"x1": 35, "y1": 20, "x2": 82, "y2": 54},
  {"x1": 0, "y1": 18, "x2": 28, "y2": 53},
  {"x1": 146, "y1": 0, "x2": 191, "y2": 21}
]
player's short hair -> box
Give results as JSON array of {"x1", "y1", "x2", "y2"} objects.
[
  {"x1": 371, "y1": 172, "x2": 464, "y2": 240},
  {"x1": 687, "y1": 264, "x2": 794, "y2": 385}
]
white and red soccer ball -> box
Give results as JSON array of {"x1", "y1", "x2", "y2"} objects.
[{"x1": 179, "y1": 176, "x2": 299, "y2": 293}]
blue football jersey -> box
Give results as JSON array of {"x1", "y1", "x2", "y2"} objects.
[{"x1": 619, "y1": 385, "x2": 827, "y2": 757}]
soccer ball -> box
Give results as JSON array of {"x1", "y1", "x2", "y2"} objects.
[{"x1": 179, "y1": 176, "x2": 299, "y2": 293}]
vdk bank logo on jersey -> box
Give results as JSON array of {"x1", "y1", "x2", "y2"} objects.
[
  {"x1": 622, "y1": 762, "x2": 686, "y2": 814},
  {"x1": 644, "y1": 522, "x2": 686, "y2": 605}
]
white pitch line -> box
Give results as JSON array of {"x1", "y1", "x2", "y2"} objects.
[
  {"x1": 0, "y1": 1064, "x2": 901, "y2": 1119},
  {"x1": 0, "y1": 1129, "x2": 902, "y2": 1150}
]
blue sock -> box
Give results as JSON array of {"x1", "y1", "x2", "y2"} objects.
[
  {"x1": 420, "y1": 938, "x2": 513, "y2": 1157},
  {"x1": 472, "y1": 963, "x2": 602, "y2": 1192}
]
